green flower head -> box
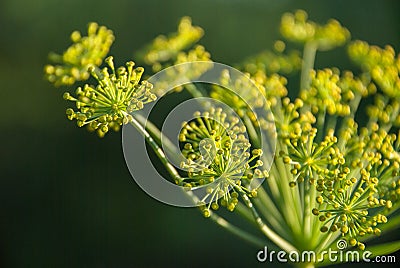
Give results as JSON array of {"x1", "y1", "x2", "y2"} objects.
[
  {"x1": 142, "y1": 16, "x2": 204, "y2": 72},
  {"x1": 179, "y1": 108, "x2": 266, "y2": 216},
  {"x1": 348, "y1": 41, "x2": 400, "y2": 99},
  {"x1": 280, "y1": 10, "x2": 350, "y2": 50},
  {"x1": 63, "y1": 56, "x2": 156, "y2": 137},
  {"x1": 44, "y1": 22, "x2": 114, "y2": 87}
]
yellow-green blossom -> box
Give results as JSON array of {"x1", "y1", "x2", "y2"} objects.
[
  {"x1": 179, "y1": 108, "x2": 266, "y2": 216},
  {"x1": 242, "y1": 40, "x2": 302, "y2": 75},
  {"x1": 63, "y1": 57, "x2": 156, "y2": 137},
  {"x1": 348, "y1": 40, "x2": 400, "y2": 98},
  {"x1": 142, "y1": 16, "x2": 204, "y2": 71},
  {"x1": 281, "y1": 10, "x2": 350, "y2": 50},
  {"x1": 44, "y1": 22, "x2": 114, "y2": 86},
  {"x1": 300, "y1": 69, "x2": 351, "y2": 116}
]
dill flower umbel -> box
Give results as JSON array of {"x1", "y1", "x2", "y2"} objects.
[
  {"x1": 140, "y1": 17, "x2": 212, "y2": 96},
  {"x1": 63, "y1": 56, "x2": 156, "y2": 137},
  {"x1": 44, "y1": 22, "x2": 114, "y2": 87},
  {"x1": 179, "y1": 108, "x2": 266, "y2": 216},
  {"x1": 150, "y1": 44, "x2": 212, "y2": 96},
  {"x1": 141, "y1": 16, "x2": 204, "y2": 72},
  {"x1": 348, "y1": 41, "x2": 400, "y2": 98},
  {"x1": 242, "y1": 40, "x2": 302, "y2": 75},
  {"x1": 280, "y1": 9, "x2": 350, "y2": 50},
  {"x1": 210, "y1": 70, "x2": 265, "y2": 117}
]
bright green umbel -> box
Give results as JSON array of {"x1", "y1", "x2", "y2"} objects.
[
  {"x1": 44, "y1": 22, "x2": 114, "y2": 87},
  {"x1": 63, "y1": 57, "x2": 156, "y2": 137},
  {"x1": 179, "y1": 108, "x2": 266, "y2": 216}
]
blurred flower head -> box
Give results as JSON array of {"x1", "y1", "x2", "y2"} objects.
[{"x1": 44, "y1": 22, "x2": 114, "y2": 87}]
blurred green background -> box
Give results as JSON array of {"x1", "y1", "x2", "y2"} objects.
[{"x1": 1, "y1": 0, "x2": 399, "y2": 267}]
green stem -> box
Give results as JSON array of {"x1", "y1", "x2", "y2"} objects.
[
  {"x1": 130, "y1": 116, "x2": 182, "y2": 183},
  {"x1": 255, "y1": 187, "x2": 287, "y2": 229},
  {"x1": 300, "y1": 42, "x2": 318, "y2": 91},
  {"x1": 184, "y1": 83, "x2": 206, "y2": 98},
  {"x1": 241, "y1": 193, "x2": 297, "y2": 252},
  {"x1": 316, "y1": 111, "x2": 326, "y2": 142},
  {"x1": 243, "y1": 114, "x2": 261, "y2": 148},
  {"x1": 302, "y1": 182, "x2": 312, "y2": 243},
  {"x1": 274, "y1": 141, "x2": 303, "y2": 236},
  {"x1": 209, "y1": 212, "x2": 270, "y2": 249},
  {"x1": 133, "y1": 113, "x2": 181, "y2": 164}
]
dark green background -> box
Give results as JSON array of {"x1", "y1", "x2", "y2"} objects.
[{"x1": 1, "y1": 0, "x2": 399, "y2": 267}]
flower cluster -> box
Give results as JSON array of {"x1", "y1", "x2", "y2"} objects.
[
  {"x1": 63, "y1": 57, "x2": 156, "y2": 137},
  {"x1": 151, "y1": 44, "x2": 212, "y2": 96},
  {"x1": 367, "y1": 96, "x2": 400, "y2": 128},
  {"x1": 44, "y1": 22, "x2": 114, "y2": 86},
  {"x1": 348, "y1": 41, "x2": 400, "y2": 98},
  {"x1": 312, "y1": 151, "x2": 394, "y2": 250},
  {"x1": 210, "y1": 70, "x2": 265, "y2": 117},
  {"x1": 242, "y1": 40, "x2": 302, "y2": 75},
  {"x1": 141, "y1": 16, "x2": 204, "y2": 72},
  {"x1": 140, "y1": 17, "x2": 212, "y2": 96},
  {"x1": 282, "y1": 128, "x2": 344, "y2": 185},
  {"x1": 179, "y1": 108, "x2": 266, "y2": 217},
  {"x1": 300, "y1": 69, "x2": 351, "y2": 116},
  {"x1": 210, "y1": 69, "x2": 290, "y2": 128},
  {"x1": 272, "y1": 11, "x2": 400, "y2": 251},
  {"x1": 280, "y1": 10, "x2": 350, "y2": 50},
  {"x1": 272, "y1": 98, "x2": 315, "y2": 138}
]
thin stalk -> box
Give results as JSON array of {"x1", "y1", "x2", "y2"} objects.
[
  {"x1": 302, "y1": 182, "x2": 312, "y2": 242},
  {"x1": 325, "y1": 114, "x2": 337, "y2": 134},
  {"x1": 184, "y1": 83, "x2": 206, "y2": 98},
  {"x1": 256, "y1": 186, "x2": 286, "y2": 227},
  {"x1": 300, "y1": 42, "x2": 318, "y2": 91},
  {"x1": 209, "y1": 212, "x2": 270, "y2": 248},
  {"x1": 277, "y1": 140, "x2": 303, "y2": 231},
  {"x1": 243, "y1": 114, "x2": 261, "y2": 148},
  {"x1": 129, "y1": 116, "x2": 270, "y2": 248},
  {"x1": 133, "y1": 113, "x2": 181, "y2": 160},
  {"x1": 316, "y1": 111, "x2": 326, "y2": 142},
  {"x1": 130, "y1": 116, "x2": 182, "y2": 183},
  {"x1": 252, "y1": 193, "x2": 289, "y2": 239},
  {"x1": 240, "y1": 192, "x2": 298, "y2": 252},
  {"x1": 235, "y1": 202, "x2": 257, "y2": 224},
  {"x1": 274, "y1": 142, "x2": 303, "y2": 236}
]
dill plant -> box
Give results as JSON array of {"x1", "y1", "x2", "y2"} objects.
[{"x1": 45, "y1": 11, "x2": 400, "y2": 267}]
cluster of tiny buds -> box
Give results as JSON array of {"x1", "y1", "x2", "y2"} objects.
[
  {"x1": 312, "y1": 206, "x2": 390, "y2": 251},
  {"x1": 142, "y1": 16, "x2": 204, "y2": 72},
  {"x1": 274, "y1": 97, "x2": 315, "y2": 138},
  {"x1": 210, "y1": 70, "x2": 265, "y2": 120},
  {"x1": 280, "y1": 10, "x2": 350, "y2": 50},
  {"x1": 44, "y1": 22, "x2": 114, "y2": 87},
  {"x1": 63, "y1": 56, "x2": 156, "y2": 137},
  {"x1": 301, "y1": 69, "x2": 351, "y2": 116},
  {"x1": 178, "y1": 108, "x2": 267, "y2": 216},
  {"x1": 310, "y1": 153, "x2": 395, "y2": 249},
  {"x1": 282, "y1": 128, "x2": 344, "y2": 185},
  {"x1": 348, "y1": 40, "x2": 400, "y2": 99},
  {"x1": 242, "y1": 40, "x2": 302, "y2": 75},
  {"x1": 151, "y1": 45, "x2": 212, "y2": 96}
]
